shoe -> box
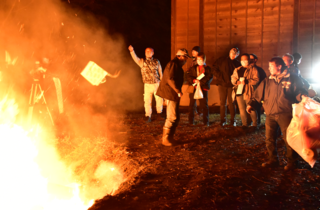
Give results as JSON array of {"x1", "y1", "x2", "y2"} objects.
[
  {"x1": 230, "y1": 121, "x2": 236, "y2": 127},
  {"x1": 220, "y1": 121, "x2": 226, "y2": 126},
  {"x1": 284, "y1": 162, "x2": 297, "y2": 171},
  {"x1": 204, "y1": 122, "x2": 209, "y2": 127},
  {"x1": 261, "y1": 160, "x2": 279, "y2": 168},
  {"x1": 145, "y1": 116, "x2": 151, "y2": 123}
]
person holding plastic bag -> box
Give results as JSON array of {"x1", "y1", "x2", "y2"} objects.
[
  {"x1": 231, "y1": 53, "x2": 259, "y2": 127},
  {"x1": 187, "y1": 53, "x2": 213, "y2": 126},
  {"x1": 287, "y1": 97, "x2": 320, "y2": 168},
  {"x1": 247, "y1": 57, "x2": 308, "y2": 171}
]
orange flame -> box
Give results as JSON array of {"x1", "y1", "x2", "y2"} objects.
[{"x1": 0, "y1": 97, "x2": 94, "y2": 210}]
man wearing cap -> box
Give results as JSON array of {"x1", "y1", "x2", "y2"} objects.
[
  {"x1": 212, "y1": 48, "x2": 241, "y2": 126},
  {"x1": 156, "y1": 49, "x2": 190, "y2": 146},
  {"x1": 128, "y1": 45, "x2": 163, "y2": 123}
]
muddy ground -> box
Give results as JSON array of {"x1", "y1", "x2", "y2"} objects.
[{"x1": 89, "y1": 111, "x2": 320, "y2": 210}]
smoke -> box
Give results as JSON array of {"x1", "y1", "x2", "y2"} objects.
[{"x1": 0, "y1": 0, "x2": 143, "y2": 205}]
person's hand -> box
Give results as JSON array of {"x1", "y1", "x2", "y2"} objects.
[
  {"x1": 100, "y1": 77, "x2": 106, "y2": 84},
  {"x1": 301, "y1": 95, "x2": 308, "y2": 103},
  {"x1": 246, "y1": 105, "x2": 253, "y2": 114},
  {"x1": 128, "y1": 45, "x2": 134, "y2": 52},
  {"x1": 236, "y1": 80, "x2": 241, "y2": 85},
  {"x1": 194, "y1": 79, "x2": 200, "y2": 85},
  {"x1": 178, "y1": 92, "x2": 183, "y2": 97}
]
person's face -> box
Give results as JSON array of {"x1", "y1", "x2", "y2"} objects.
[
  {"x1": 250, "y1": 55, "x2": 257, "y2": 64},
  {"x1": 177, "y1": 55, "x2": 188, "y2": 66},
  {"x1": 269, "y1": 62, "x2": 281, "y2": 76},
  {"x1": 145, "y1": 48, "x2": 154, "y2": 58},
  {"x1": 192, "y1": 50, "x2": 199, "y2": 57},
  {"x1": 282, "y1": 56, "x2": 293, "y2": 67},
  {"x1": 229, "y1": 50, "x2": 238, "y2": 60},
  {"x1": 197, "y1": 57, "x2": 204, "y2": 66},
  {"x1": 240, "y1": 56, "x2": 249, "y2": 67}
]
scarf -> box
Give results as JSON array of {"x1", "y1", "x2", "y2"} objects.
[{"x1": 269, "y1": 70, "x2": 290, "y2": 83}]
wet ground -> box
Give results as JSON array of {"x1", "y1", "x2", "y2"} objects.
[{"x1": 89, "y1": 112, "x2": 320, "y2": 210}]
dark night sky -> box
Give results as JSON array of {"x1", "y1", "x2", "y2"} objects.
[{"x1": 63, "y1": 0, "x2": 172, "y2": 65}]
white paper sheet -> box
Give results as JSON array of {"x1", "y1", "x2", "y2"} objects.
[
  {"x1": 81, "y1": 61, "x2": 108, "y2": 86},
  {"x1": 192, "y1": 73, "x2": 205, "y2": 86},
  {"x1": 236, "y1": 77, "x2": 245, "y2": 95}
]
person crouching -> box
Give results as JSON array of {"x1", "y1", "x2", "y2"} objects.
[
  {"x1": 156, "y1": 49, "x2": 190, "y2": 146},
  {"x1": 187, "y1": 53, "x2": 213, "y2": 126}
]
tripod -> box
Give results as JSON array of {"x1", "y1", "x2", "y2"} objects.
[{"x1": 27, "y1": 81, "x2": 54, "y2": 126}]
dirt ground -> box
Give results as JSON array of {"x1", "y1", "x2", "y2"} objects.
[{"x1": 88, "y1": 111, "x2": 320, "y2": 210}]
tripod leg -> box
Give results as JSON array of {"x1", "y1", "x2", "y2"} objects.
[{"x1": 38, "y1": 84, "x2": 54, "y2": 126}]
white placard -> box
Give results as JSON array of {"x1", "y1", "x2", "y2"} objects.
[
  {"x1": 236, "y1": 77, "x2": 245, "y2": 95},
  {"x1": 81, "y1": 61, "x2": 108, "y2": 86},
  {"x1": 192, "y1": 73, "x2": 205, "y2": 86}
]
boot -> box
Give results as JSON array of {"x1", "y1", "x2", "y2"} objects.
[{"x1": 162, "y1": 128, "x2": 173, "y2": 146}]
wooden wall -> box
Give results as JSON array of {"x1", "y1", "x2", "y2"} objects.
[{"x1": 171, "y1": 0, "x2": 320, "y2": 78}]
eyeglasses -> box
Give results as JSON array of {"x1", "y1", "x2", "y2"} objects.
[{"x1": 177, "y1": 55, "x2": 186, "y2": 58}]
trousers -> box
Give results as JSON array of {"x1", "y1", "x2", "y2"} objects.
[
  {"x1": 144, "y1": 83, "x2": 163, "y2": 117},
  {"x1": 164, "y1": 99, "x2": 180, "y2": 134},
  {"x1": 189, "y1": 90, "x2": 209, "y2": 123},
  {"x1": 218, "y1": 86, "x2": 235, "y2": 123},
  {"x1": 265, "y1": 113, "x2": 298, "y2": 163}
]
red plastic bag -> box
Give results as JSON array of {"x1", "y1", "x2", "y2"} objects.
[{"x1": 287, "y1": 97, "x2": 320, "y2": 167}]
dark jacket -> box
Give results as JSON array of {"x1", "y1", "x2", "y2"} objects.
[
  {"x1": 290, "y1": 64, "x2": 310, "y2": 90},
  {"x1": 255, "y1": 65, "x2": 267, "y2": 81},
  {"x1": 248, "y1": 70, "x2": 308, "y2": 116},
  {"x1": 187, "y1": 65, "x2": 213, "y2": 90},
  {"x1": 287, "y1": 65, "x2": 300, "y2": 76},
  {"x1": 156, "y1": 57, "x2": 184, "y2": 101},
  {"x1": 212, "y1": 56, "x2": 241, "y2": 87}
]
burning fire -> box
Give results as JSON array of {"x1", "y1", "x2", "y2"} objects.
[{"x1": 0, "y1": 97, "x2": 94, "y2": 210}]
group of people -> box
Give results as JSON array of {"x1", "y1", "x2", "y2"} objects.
[{"x1": 129, "y1": 45, "x2": 312, "y2": 171}]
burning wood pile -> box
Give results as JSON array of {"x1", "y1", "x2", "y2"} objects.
[{"x1": 0, "y1": 1, "x2": 141, "y2": 209}]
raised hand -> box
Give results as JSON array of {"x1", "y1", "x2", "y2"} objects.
[{"x1": 128, "y1": 45, "x2": 134, "y2": 52}]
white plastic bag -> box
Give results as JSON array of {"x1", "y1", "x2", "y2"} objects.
[
  {"x1": 287, "y1": 97, "x2": 320, "y2": 167},
  {"x1": 194, "y1": 85, "x2": 203, "y2": 99}
]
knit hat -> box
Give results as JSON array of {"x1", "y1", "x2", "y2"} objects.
[
  {"x1": 192, "y1": 46, "x2": 201, "y2": 53},
  {"x1": 176, "y1": 48, "x2": 191, "y2": 58}
]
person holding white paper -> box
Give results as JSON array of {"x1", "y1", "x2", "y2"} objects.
[
  {"x1": 187, "y1": 53, "x2": 213, "y2": 126},
  {"x1": 231, "y1": 54, "x2": 260, "y2": 127}
]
